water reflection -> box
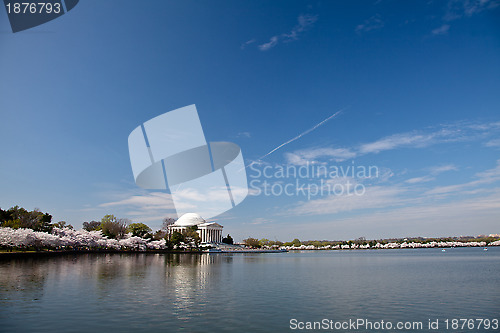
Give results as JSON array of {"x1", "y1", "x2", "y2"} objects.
[
  {"x1": 0, "y1": 258, "x2": 50, "y2": 302},
  {"x1": 0, "y1": 255, "x2": 202, "y2": 298},
  {"x1": 0, "y1": 249, "x2": 498, "y2": 333},
  {"x1": 162, "y1": 254, "x2": 232, "y2": 319},
  {"x1": 0, "y1": 254, "x2": 234, "y2": 320}
]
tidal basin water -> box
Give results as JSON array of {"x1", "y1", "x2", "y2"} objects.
[{"x1": 1, "y1": 248, "x2": 499, "y2": 332}]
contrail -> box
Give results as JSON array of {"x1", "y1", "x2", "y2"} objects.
[{"x1": 245, "y1": 108, "x2": 346, "y2": 169}]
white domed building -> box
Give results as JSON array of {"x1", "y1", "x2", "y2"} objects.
[{"x1": 167, "y1": 213, "x2": 224, "y2": 244}]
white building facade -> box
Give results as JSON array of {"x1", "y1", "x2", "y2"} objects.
[{"x1": 167, "y1": 213, "x2": 223, "y2": 244}]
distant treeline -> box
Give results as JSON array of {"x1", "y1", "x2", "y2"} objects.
[{"x1": 242, "y1": 235, "x2": 500, "y2": 249}]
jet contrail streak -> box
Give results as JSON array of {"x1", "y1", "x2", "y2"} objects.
[
  {"x1": 245, "y1": 108, "x2": 345, "y2": 169},
  {"x1": 258, "y1": 109, "x2": 344, "y2": 160}
]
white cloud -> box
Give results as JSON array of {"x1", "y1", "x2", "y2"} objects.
[
  {"x1": 406, "y1": 176, "x2": 435, "y2": 184},
  {"x1": 355, "y1": 14, "x2": 384, "y2": 33},
  {"x1": 485, "y1": 139, "x2": 500, "y2": 147},
  {"x1": 428, "y1": 164, "x2": 458, "y2": 174},
  {"x1": 273, "y1": 160, "x2": 500, "y2": 221},
  {"x1": 426, "y1": 160, "x2": 500, "y2": 195},
  {"x1": 236, "y1": 131, "x2": 251, "y2": 138},
  {"x1": 403, "y1": 165, "x2": 456, "y2": 185},
  {"x1": 240, "y1": 39, "x2": 255, "y2": 50},
  {"x1": 265, "y1": 162, "x2": 500, "y2": 238},
  {"x1": 250, "y1": 217, "x2": 272, "y2": 225},
  {"x1": 432, "y1": 24, "x2": 450, "y2": 35},
  {"x1": 359, "y1": 132, "x2": 436, "y2": 154},
  {"x1": 283, "y1": 14, "x2": 318, "y2": 41},
  {"x1": 98, "y1": 191, "x2": 177, "y2": 225},
  {"x1": 283, "y1": 120, "x2": 500, "y2": 165},
  {"x1": 284, "y1": 147, "x2": 356, "y2": 166},
  {"x1": 285, "y1": 189, "x2": 500, "y2": 240},
  {"x1": 475, "y1": 159, "x2": 500, "y2": 179},
  {"x1": 258, "y1": 36, "x2": 279, "y2": 51},
  {"x1": 376, "y1": 168, "x2": 395, "y2": 182},
  {"x1": 445, "y1": 0, "x2": 500, "y2": 21},
  {"x1": 98, "y1": 184, "x2": 250, "y2": 224},
  {"x1": 435, "y1": 0, "x2": 500, "y2": 35},
  {"x1": 256, "y1": 14, "x2": 318, "y2": 51},
  {"x1": 283, "y1": 152, "x2": 311, "y2": 166},
  {"x1": 289, "y1": 185, "x2": 409, "y2": 216},
  {"x1": 100, "y1": 192, "x2": 175, "y2": 209}
]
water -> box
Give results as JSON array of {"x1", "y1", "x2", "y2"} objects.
[{"x1": 1, "y1": 248, "x2": 499, "y2": 332}]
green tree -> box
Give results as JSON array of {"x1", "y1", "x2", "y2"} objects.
[
  {"x1": 222, "y1": 234, "x2": 234, "y2": 245},
  {"x1": 1, "y1": 206, "x2": 53, "y2": 232},
  {"x1": 82, "y1": 221, "x2": 100, "y2": 231},
  {"x1": 2, "y1": 219, "x2": 22, "y2": 229},
  {"x1": 183, "y1": 225, "x2": 200, "y2": 249},
  {"x1": 53, "y1": 221, "x2": 74, "y2": 229},
  {"x1": 30, "y1": 212, "x2": 53, "y2": 232},
  {"x1": 243, "y1": 237, "x2": 261, "y2": 248},
  {"x1": 127, "y1": 222, "x2": 152, "y2": 238},
  {"x1": 292, "y1": 238, "x2": 301, "y2": 247},
  {"x1": 170, "y1": 231, "x2": 185, "y2": 246},
  {"x1": 269, "y1": 240, "x2": 283, "y2": 247},
  {"x1": 311, "y1": 241, "x2": 323, "y2": 248},
  {"x1": 259, "y1": 238, "x2": 270, "y2": 247},
  {"x1": 100, "y1": 215, "x2": 128, "y2": 239},
  {"x1": 0, "y1": 208, "x2": 12, "y2": 223},
  {"x1": 153, "y1": 229, "x2": 167, "y2": 240}
]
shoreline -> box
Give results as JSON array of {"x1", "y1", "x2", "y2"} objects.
[
  {"x1": 0, "y1": 245, "x2": 495, "y2": 259},
  {"x1": 0, "y1": 249, "x2": 200, "y2": 259},
  {"x1": 0, "y1": 248, "x2": 287, "y2": 259}
]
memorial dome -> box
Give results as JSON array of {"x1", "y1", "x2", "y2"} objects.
[{"x1": 173, "y1": 213, "x2": 205, "y2": 227}]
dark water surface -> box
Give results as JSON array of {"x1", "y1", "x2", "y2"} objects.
[{"x1": 1, "y1": 248, "x2": 499, "y2": 332}]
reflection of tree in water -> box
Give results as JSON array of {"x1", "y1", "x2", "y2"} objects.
[
  {"x1": 0, "y1": 257, "x2": 51, "y2": 309},
  {"x1": 164, "y1": 254, "x2": 233, "y2": 320},
  {"x1": 0, "y1": 253, "x2": 237, "y2": 325},
  {"x1": 79, "y1": 254, "x2": 167, "y2": 302}
]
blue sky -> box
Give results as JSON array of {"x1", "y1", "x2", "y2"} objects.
[{"x1": 1, "y1": 0, "x2": 499, "y2": 241}]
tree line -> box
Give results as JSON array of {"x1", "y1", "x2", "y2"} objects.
[
  {"x1": 241, "y1": 235, "x2": 500, "y2": 249},
  {"x1": 0, "y1": 206, "x2": 235, "y2": 250}
]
